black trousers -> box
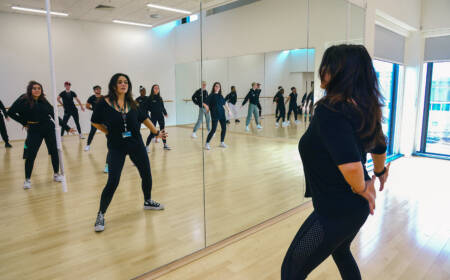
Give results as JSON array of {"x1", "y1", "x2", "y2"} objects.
[
  {"x1": 257, "y1": 102, "x2": 262, "y2": 117},
  {"x1": 146, "y1": 114, "x2": 166, "y2": 146},
  {"x1": 87, "y1": 125, "x2": 97, "y2": 145},
  {"x1": 99, "y1": 143, "x2": 152, "y2": 214},
  {"x1": 206, "y1": 118, "x2": 226, "y2": 143},
  {"x1": 61, "y1": 109, "x2": 81, "y2": 136},
  {"x1": 275, "y1": 107, "x2": 279, "y2": 118},
  {"x1": 0, "y1": 115, "x2": 9, "y2": 143},
  {"x1": 24, "y1": 122, "x2": 59, "y2": 179},
  {"x1": 276, "y1": 106, "x2": 286, "y2": 123},
  {"x1": 281, "y1": 208, "x2": 369, "y2": 280},
  {"x1": 287, "y1": 105, "x2": 298, "y2": 121}
]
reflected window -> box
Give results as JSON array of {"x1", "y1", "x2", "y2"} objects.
[
  {"x1": 421, "y1": 62, "x2": 450, "y2": 156},
  {"x1": 373, "y1": 60, "x2": 399, "y2": 155}
]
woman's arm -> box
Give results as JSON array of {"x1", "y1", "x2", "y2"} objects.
[
  {"x1": 92, "y1": 123, "x2": 108, "y2": 135},
  {"x1": 203, "y1": 103, "x2": 210, "y2": 112},
  {"x1": 86, "y1": 102, "x2": 93, "y2": 110},
  {"x1": 285, "y1": 96, "x2": 290, "y2": 105},
  {"x1": 76, "y1": 97, "x2": 85, "y2": 111},
  {"x1": 57, "y1": 95, "x2": 63, "y2": 106},
  {"x1": 7, "y1": 98, "x2": 26, "y2": 126},
  {"x1": 371, "y1": 152, "x2": 389, "y2": 191}
]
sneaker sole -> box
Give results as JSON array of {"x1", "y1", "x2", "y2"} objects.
[
  {"x1": 144, "y1": 206, "x2": 165, "y2": 210},
  {"x1": 95, "y1": 225, "x2": 104, "y2": 232}
]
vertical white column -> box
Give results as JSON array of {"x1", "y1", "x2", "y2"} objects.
[
  {"x1": 364, "y1": 0, "x2": 376, "y2": 57},
  {"x1": 45, "y1": 0, "x2": 67, "y2": 192}
]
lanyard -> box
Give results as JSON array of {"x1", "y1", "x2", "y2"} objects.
[{"x1": 112, "y1": 101, "x2": 128, "y2": 132}]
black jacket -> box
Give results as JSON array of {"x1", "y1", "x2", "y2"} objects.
[
  {"x1": 225, "y1": 92, "x2": 237, "y2": 105},
  {"x1": 147, "y1": 95, "x2": 167, "y2": 116},
  {"x1": 242, "y1": 89, "x2": 259, "y2": 106},
  {"x1": 192, "y1": 89, "x2": 208, "y2": 108}
]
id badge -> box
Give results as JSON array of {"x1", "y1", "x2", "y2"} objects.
[{"x1": 122, "y1": 131, "x2": 132, "y2": 138}]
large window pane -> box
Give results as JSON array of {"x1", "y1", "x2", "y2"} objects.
[{"x1": 425, "y1": 62, "x2": 450, "y2": 155}]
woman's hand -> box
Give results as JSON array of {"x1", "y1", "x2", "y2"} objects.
[
  {"x1": 358, "y1": 175, "x2": 376, "y2": 215},
  {"x1": 69, "y1": 128, "x2": 77, "y2": 134},
  {"x1": 156, "y1": 130, "x2": 168, "y2": 140},
  {"x1": 378, "y1": 162, "x2": 390, "y2": 191}
]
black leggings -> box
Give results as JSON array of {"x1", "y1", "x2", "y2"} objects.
[
  {"x1": 276, "y1": 106, "x2": 286, "y2": 123},
  {"x1": 281, "y1": 209, "x2": 369, "y2": 279},
  {"x1": 87, "y1": 125, "x2": 97, "y2": 145},
  {"x1": 99, "y1": 143, "x2": 152, "y2": 214},
  {"x1": 287, "y1": 105, "x2": 298, "y2": 121},
  {"x1": 146, "y1": 114, "x2": 166, "y2": 145},
  {"x1": 0, "y1": 115, "x2": 9, "y2": 143},
  {"x1": 257, "y1": 102, "x2": 262, "y2": 117},
  {"x1": 61, "y1": 109, "x2": 81, "y2": 136},
  {"x1": 206, "y1": 118, "x2": 226, "y2": 143},
  {"x1": 24, "y1": 122, "x2": 59, "y2": 179}
]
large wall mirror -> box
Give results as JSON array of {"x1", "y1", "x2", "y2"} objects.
[{"x1": 0, "y1": 0, "x2": 365, "y2": 278}]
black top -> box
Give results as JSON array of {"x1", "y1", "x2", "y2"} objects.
[
  {"x1": 225, "y1": 92, "x2": 237, "y2": 105},
  {"x1": 91, "y1": 99, "x2": 148, "y2": 149},
  {"x1": 87, "y1": 95, "x2": 102, "y2": 111},
  {"x1": 8, "y1": 95, "x2": 58, "y2": 125},
  {"x1": 135, "y1": 96, "x2": 150, "y2": 116},
  {"x1": 301, "y1": 93, "x2": 307, "y2": 105},
  {"x1": 59, "y1": 91, "x2": 78, "y2": 111},
  {"x1": 273, "y1": 91, "x2": 285, "y2": 107},
  {"x1": 255, "y1": 89, "x2": 262, "y2": 105},
  {"x1": 306, "y1": 91, "x2": 314, "y2": 105},
  {"x1": 147, "y1": 95, "x2": 167, "y2": 116},
  {"x1": 299, "y1": 103, "x2": 386, "y2": 217},
  {"x1": 205, "y1": 93, "x2": 226, "y2": 120},
  {"x1": 242, "y1": 89, "x2": 259, "y2": 106},
  {"x1": 0, "y1": 100, "x2": 7, "y2": 117},
  {"x1": 289, "y1": 92, "x2": 298, "y2": 107},
  {"x1": 135, "y1": 96, "x2": 148, "y2": 106},
  {"x1": 192, "y1": 89, "x2": 209, "y2": 108}
]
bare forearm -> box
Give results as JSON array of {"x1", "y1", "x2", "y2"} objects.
[
  {"x1": 92, "y1": 123, "x2": 108, "y2": 134},
  {"x1": 371, "y1": 153, "x2": 386, "y2": 173},
  {"x1": 338, "y1": 162, "x2": 366, "y2": 193},
  {"x1": 143, "y1": 118, "x2": 158, "y2": 134}
]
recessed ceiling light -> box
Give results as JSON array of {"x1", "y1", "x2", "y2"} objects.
[
  {"x1": 11, "y1": 6, "x2": 68, "y2": 16},
  {"x1": 112, "y1": 20, "x2": 152, "y2": 28},
  {"x1": 147, "y1": 4, "x2": 191, "y2": 15},
  {"x1": 150, "y1": 14, "x2": 161, "y2": 19}
]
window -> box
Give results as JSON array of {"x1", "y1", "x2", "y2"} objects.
[
  {"x1": 373, "y1": 60, "x2": 399, "y2": 156},
  {"x1": 420, "y1": 62, "x2": 450, "y2": 156}
]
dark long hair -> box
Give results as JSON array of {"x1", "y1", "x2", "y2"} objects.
[
  {"x1": 25, "y1": 81, "x2": 48, "y2": 108},
  {"x1": 317, "y1": 44, "x2": 385, "y2": 151},
  {"x1": 211, "y1": 82, "x2": 222, "y2": 95},
  {"x1": 150, "y1": 84, "x2": 161, "y2": 99},
  {"x1": 106, "y1": 73, "x2": 136, "y2": 110}
]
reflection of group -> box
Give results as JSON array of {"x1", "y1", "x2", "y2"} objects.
[{"x1": 3, "y1": 74, "x2": 167, "y2": 232}]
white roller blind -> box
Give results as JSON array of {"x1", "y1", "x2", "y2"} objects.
[
  {"x1": 424, "y1": 35, "x2": 450, "y2": 62},
  {"x1": 374, "y1": 25, "x2": 405, "y2": 64}
]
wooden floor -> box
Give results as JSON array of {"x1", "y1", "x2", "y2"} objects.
[
  {"x1": 0, "y1": 115, "x2": 310, "y2": 279},
  {"x1": 154, "y1": 156, "x2": 450, "y2": 280}
]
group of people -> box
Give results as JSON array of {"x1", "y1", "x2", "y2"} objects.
[{"x1": 2, "y1": 44, "x2": 391, "y2": 279}]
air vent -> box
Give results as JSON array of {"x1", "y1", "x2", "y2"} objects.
[
  {"x1": 206, "y1": 0, "x2": 260, "y2": 16},
  {"x1": 95, "y1": 4, "x2": 115, "y2": 10},
  {"x1": 150, "y1": 14, "x2": 161, "y2": 19}
]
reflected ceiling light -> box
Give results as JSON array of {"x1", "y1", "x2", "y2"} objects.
[
  {"x1": 147, "y1": 4, "x2": 191, "y2": 15},
  {"x1": 113, "y1": 20, "x2": 152, "y2": 28},
  {"x1": 190, "y1": 14, "x2": 199, "y2": 22},
  {"x1": 11, "y1": 6, "x2": 69, "y2": 16}
]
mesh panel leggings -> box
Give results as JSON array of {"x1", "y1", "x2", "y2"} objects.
[
  {"x1": 281, "y1": 209, "x2": 369, "y2": 280},
  {"x1": 99, "y1": 143, "x2": 152, "y2": 214}
]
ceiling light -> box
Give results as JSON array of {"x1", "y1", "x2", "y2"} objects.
[
  {"x1": 11, "y1": 6, "x2": 68, "y2": 16},
  {"x1": 113, "y1": 20, "x2": 152, "y2": 28},
  {"x1": 147, "y1": 4, "x2": 191, "y2": 15}
]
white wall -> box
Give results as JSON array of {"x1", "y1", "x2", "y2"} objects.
[
  {"x1": 374, "y1": 0, "x2": 422, "y2": 30},
  {"x1": 0, "y1": 12, "x2": 176, "y2": 141},
  {"x1": 421, "y1": 0, "x2": 450, "y2": 31}
]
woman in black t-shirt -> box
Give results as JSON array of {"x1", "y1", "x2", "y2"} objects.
[
  {"x1": 84, "y1": 85, "x2": 103, "y2": 151},
  {"x1": 281, "y1": 45, "x2": 390, "y2": 279},
  {"x1": 145, "y1": 84, "x2": 171, "y2": 151},
  {"x1": 91, "y1": 73, "x2": 167, "y2": 232},
  {"x1": 204, "y1": 82, "x2": 231, "y2": 150}
]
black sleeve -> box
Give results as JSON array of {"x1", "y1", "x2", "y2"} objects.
[
  {"x1": 137, "y1": 105, "x2": 148, "y2": 123},
  {"x1": 205, "y1": 95, "x2": 213, "y2": 107},
  {"x1": 242, "y1": 92, "x2": 250, "y2": 106},
  {"x1": 317, "y1": 107, "x2": 361, "y2": 165},
  {"x1": 91, "y1": 100, "x2": 105, "y2": 124},
  {"x1": 225, "y1": 93, "x2": 230, "y2": 102},
  {"x1": 7, "y1": 97, "x2": 27, "y2": 126},
  {"x1": 72, "y1": 91, "x2": 77, "y2": 98},
  {"x1": 192, "y1": 90, "x2": 200, "y2": 106},
  {"x1": 161, "y1": 99, "x2": 167, "y2": 115},
  {"x1": 0, "y1": 100, "x2": 7, "y2": 117}
]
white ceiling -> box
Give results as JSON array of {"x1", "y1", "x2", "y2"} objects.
[{"x1": 0, "y1": 0, "x2": 234, "y2": 27}]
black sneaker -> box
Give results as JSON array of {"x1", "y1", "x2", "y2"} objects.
[
  {"x1": 144, "y1": 199, "x2": 164, "y2": 210},
  {"x1": 226, "y1": 120, "x2": 231, "y2": 124},
  {"x1": 235, "y1": 119, "x2": 240, "y2": 123},
  {"x1": 94, "y1": 212, "x2": 105, "y2": 232},
  {"x1": 5, "y1": 142, "x2": 12, "y2": 148}
]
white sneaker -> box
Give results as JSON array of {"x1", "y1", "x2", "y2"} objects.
[
  {"x1": 257, "y1": 124, "x2": 263, "y2": 129},
  {"x1": 192, "y1": 132, "x2": 197, "y2": 138},
  {"x1": 282, "y1": 122, "x2": 288, "y2": 127},
  {"x1": 53, "y1": 173, "x2": 64, "y2": 182},
  {"x1": 287, "y1": 121, "x2": 291, "y2": 126},
  {"x1": 205, "y1": 143, "x2": 211, "y2": 150},
  {"x1": 295, "y1": 120, "x2": 301, "y2": 124},
  {"x1": 146, "y1": 146, "x2": 150, "y2": 153},
  {"x1": 220, "y1": 142, "x2": 227, "y2": 148},
  {"x1": 84, "y1": 145, "x2": 90, "y2": 152},
  {"x1": 79, "y1": 134, "x2": 86, "y2": 139},
  {"x1": 275, "y1": 122, "x2": 279, "y2": 127},
  {"x1": 245, "y1": 126, "x2": 250, "y2": 132},
  {"x1": 23, "y1": 179, "x2": 31, "y2": 189}
]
